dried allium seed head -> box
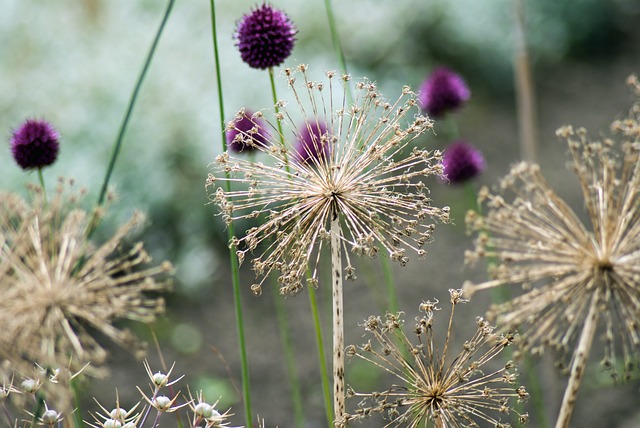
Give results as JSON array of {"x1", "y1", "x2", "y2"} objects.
[
  {"x1": 0, "y1": 183, "x2": 172, "y2": 376},
  {"x1": 349, "y1": 292, "x2": 527, "y2": 427},
  {"x1": 465, "y1": 79, "x2": 640, "y2": 380},
  {"x1": 208, "y1": 65, "x2": 448, "y2": 295}
]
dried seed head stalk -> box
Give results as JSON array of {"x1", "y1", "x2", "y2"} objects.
[
  {"x1": 0, "y1": 180, "x2": 173, "y2": 376},
  {"x1": 207, "y1": 64, "x2": 449, "y2": 296},
  {"x1": 464, "y1": 78, "x2": 640, "y2": 384},
  {"x1": 348, "y1": 289, "x2": 528, "y2": 428}
]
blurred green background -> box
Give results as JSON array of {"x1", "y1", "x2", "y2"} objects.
[{"x1": 2, "y1": 0, "x2": 640, "y2": 427}]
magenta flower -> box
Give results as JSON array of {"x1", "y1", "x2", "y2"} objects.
[
  {"x1": 235, "y1": 3, "x2": 297, "y2": 70},
  {"x1": 226, "y1": 110, "x2": 271, "y2": 153},
  {"x1": 294, "y1": 121, "x2": 329, "y2": 165},
  {"x1": 419, "y1": 67, "x2": 470, "y2": 117},
  {"x1": 442, "y1": 140, "x2": 485, "y2": 184},
  {"x1": 10, "y1": 119, "x2": 60, "y2": 170}
]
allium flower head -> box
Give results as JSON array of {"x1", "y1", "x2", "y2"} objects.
[
  {"x1": 10, "y1": 118, "x2": 60, "y2": 170},
  {"x1": 207, "y1": 65, "x2": 450, "y2": 295},
  {"x1": 227, "y1": 109, "x2": 271, "y2": 153},
  {"x1": 0, "y1": 180, "x2": 172, "y2": 375},
  {"x1": 347, "y1": 289, "x2": 529, "y2": 427},
  {"x1": 294, "y1": 120, "x2": 329, "y2": 164},
  {"x1": 235, "y1": 2, "x2": 297, "y2": 70},
  {"x1": 443, "y1": 140, "x2": 485, "y2": 184},
  {"x1": 419, "y1": 67, "x2": 470, "y2": 117},
  {"x1": 464, "y1": 78, "x2": 640, "y2": 380}
]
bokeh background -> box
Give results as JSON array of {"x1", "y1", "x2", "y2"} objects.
[{"x1": 2, "y1": 0, "x2": 640, "y2": 426}]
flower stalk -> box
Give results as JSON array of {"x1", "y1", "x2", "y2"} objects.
[{"x1": 330, "y1": 215, "x2": 345, "y2": 424}]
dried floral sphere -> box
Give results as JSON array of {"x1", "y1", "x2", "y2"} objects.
[
  {"x1": 294, "y1": 121, "x2": 329, "y2": 164},
  {"x1": 227, "y1": 110, "x2": 270, "y2": 153},
  {"x1": 442, "y1": 140, "x2": 485, "y2": 184},
  {"x1": 419, "y1": 67, "x2": 470, "y2": 117},
  {"x1": 235, "y1": 3, "x2": 297, "y2": 70},
  {"x1": 10, "y1": 119, "x2": 60, "y2": 170}
]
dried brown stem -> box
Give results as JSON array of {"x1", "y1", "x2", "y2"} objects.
[{"x1": 331, "y1": 216, "x2": 345, "y2": 425}]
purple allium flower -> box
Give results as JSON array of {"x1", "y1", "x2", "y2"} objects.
[
  {"x1": 227, "y1": 110, "x2": 271, "y2": 153},
  {"x1": 235, "y1": 3, "x2": 297, "y2": 70},
  {"x1": 10, "y1": 119, "x2": 60, "y2": 170},
  {"x1": 442, "y1": 140, "x2": 485, "y2": 184},
  {"x1": 294, "y1": 121, "x2": 329, "y2": 165},
  {"x1": 419, "y1": 67, "x2": 470, "y2": 117}
]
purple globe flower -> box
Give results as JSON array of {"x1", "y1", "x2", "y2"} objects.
[
  {"x1": 227, "y1": 110, "x2": 271, "y2": 153},
  {"x1": 419, "y1": 67, "x2": 470, "y2": 117},
  {"x1": 10, "y1": 119, "x2": 60, "y2": 170},
  {"x1": 294, "y1": 121, "x2": 329, "y2": 165},
  {"x1": 442, "y1": 140, "x2": 485, "y2": 184},
  {"x1": 235, "y1": 3, "x2": 297, "y2": 70}
]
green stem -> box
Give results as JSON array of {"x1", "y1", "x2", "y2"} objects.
[
  {"x1": 70, "y1": 376, "x2": 83, "y2": 428},
  {"x1": 272, "y1": 284, "x2": 305, "y2": 428},
  {"x1": 268, "y1": 67, "x2": 289, "y2": 162},
  {"x1": 308, "y1": 285, "x2": 334, "y2": 428},
  {"x1": 37, "y1": 168, "x2": 47, "y2": 204},
  {"x1": 209, "y1": 2, "x2": 253, "y2": 426},
  {"x1": 322, "y1": 0, "x2": 352, "y2": 104},
  {"x1": 88, "y1": 0, "x2": 174, "y2": 237}
]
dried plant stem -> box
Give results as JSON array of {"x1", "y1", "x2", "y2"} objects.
[
  {"x1": 209, "y1": 2, "x2": 252, "y2": 426},
  {"x1": 435, "y1": 417, "x2": 445, "y2": 428},
  {"x1": 555, "y1": 291, "x2": 599, "y2": 428},
  {"x1": 331, "y1": 216, "x2": 345, "y2": 424},
  {"x1": 90, "y1": 0, "x2": 175, "y2": 238},
  {"x1": 308, "y1": 284, "x2": 334, "y2": 427},
  {"x1": 513, "y1": 0, "x2": 538, "y2": 163}
]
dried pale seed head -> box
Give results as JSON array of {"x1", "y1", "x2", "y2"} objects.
[
  {"x1": 208, "y1": 65, "x2": 448, "y2": 295},
  {"x1": 0, "y1": 181, "x2": 172, "y2": 376},
  {"x1": 349, "y1": 292, "x2": 527, "y2": 427},
  {"x1": 465, "y1": 77, "x2": 640, "y2": 380}
]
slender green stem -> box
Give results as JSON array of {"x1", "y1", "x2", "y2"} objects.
[
  {"x1": 380, "y1": 255, "x2": 398, "y2": 314},
  {"x1": 37, "y1": 168, "x2": 47, "y2": 204},
  {"x1": 322, "y1": 0, "x2": 353, "y2": 104},
  {"x1": 272, "y1": 284, "x2": 305, "y2": 428},
  {"x1": 70, "y1": 377, "x2": 83, "y2": 428},
  {"x1": 308, "y1": 285, "x2": 334, "y2": 428},
  {"x1": 88, "y1": 0, "x2": 174, "y2": 238},
  {"x1": 209, "y1": 2, "x2": 253, "y2": 426},
  {"x1": 268, "y1": 68, "x2": 289, "y2": 161}
]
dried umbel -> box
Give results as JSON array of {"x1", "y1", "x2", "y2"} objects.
[
  {"x1": 348, "y1": 289, "x2": 528, "y2": 428},
  {"x1": 0, "y1": 180, "x2": 172, "y2": 376},
  {"x1": 465, "y1": 77, "x2": 640, "y2": 427},
  {"x1": 207, "y1": 65, "x2": 450, "y2": 296}
]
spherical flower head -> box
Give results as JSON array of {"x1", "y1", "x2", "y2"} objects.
[
  {"x1": 418, "y1": 67, "x2": 470, "y2": 117},
  {"x1": 226, "y1": 110, "x2": 270, "y2": 153},
  {"x1": 442, "y1": 140, "x2": 485, "y2": 184},
  {"x1": 294, "y1": 121, "x2": 329, "y2": 164},
  {"x1": 10, "y1": 119, "x2": 60, "y2": 170},
  {"x1": 235, "y1": 3, "x2": 297, "y2": 70}
]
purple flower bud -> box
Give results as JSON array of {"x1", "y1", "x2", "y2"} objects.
[
  {"x1": 235, "y1": 3, "x2": 297, "y2": 70},
  {"x1": 294, "y1": 122, "x2": 330, "y2": 165},
  {"x1": 10, "y1": 119, "x2": 60, "y2": 170},
  {"x1": 227, "y1": 110, "x2": 270, "y2": 153},
  {"x1": 419, "y1": 67, "x2": 470, "y2": 117},
  {"x1": 443, "y1": 141, "x2": 485, "y2": 184}
]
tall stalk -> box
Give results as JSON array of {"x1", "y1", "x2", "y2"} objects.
[
  {"x1": 208, "y1": 2, "x2": 253, "y2": 426},
  {"x1": 90, "y1": 0, "x2": 175, "y2": 238},
  {"x1": 330, "y1": 216, "x2": 345, "y2": 423},
  {"x1": 555, "y1": 290, "x2": 599, "y2": 428}
]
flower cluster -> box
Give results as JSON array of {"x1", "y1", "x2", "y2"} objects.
[
  {"x1": 347, "y1": 289, "x2": 528, "y2": 427},
  {"x1": 208, "y1": 65, "x2": 450, "y2": 296},
  {"x1": 0, "y1": 180, "x2": 172, "y2": 376},
  {"x1": 10, "y1": 118, "x2": 60, "y2": 170},
  {"x1": 464, "y1": 78, "x2": 640, "y2": 379},
  {"x1": 419, "y1": 67, "x2": 470, "y2": 118},
  {"x1": 442, "y1": 140, "x2": 485, "y2": 184}
]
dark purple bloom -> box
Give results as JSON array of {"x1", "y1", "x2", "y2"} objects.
[
  {"x1": 294, "y1": 121, "x2": 329, "y2": 165},
  {"x1": 227, "y1": 110, "x2": 271, "y2": 152},
  {"x1": 235, "y1": 3, "x2": 297, "y2": 70},
  {"x1": 419, "y1": 67, "x2": 470, "y2": 117},
  {"x1": 442, "y1": 140, "x2": 485, "y2": 184},
  {"x1": 10, "y1": 119, "x2": 60, "y2": 170}
]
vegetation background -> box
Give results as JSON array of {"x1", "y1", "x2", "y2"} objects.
[{"x1": 1, "y1": 0, "x2": 640, "y2": 426}]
